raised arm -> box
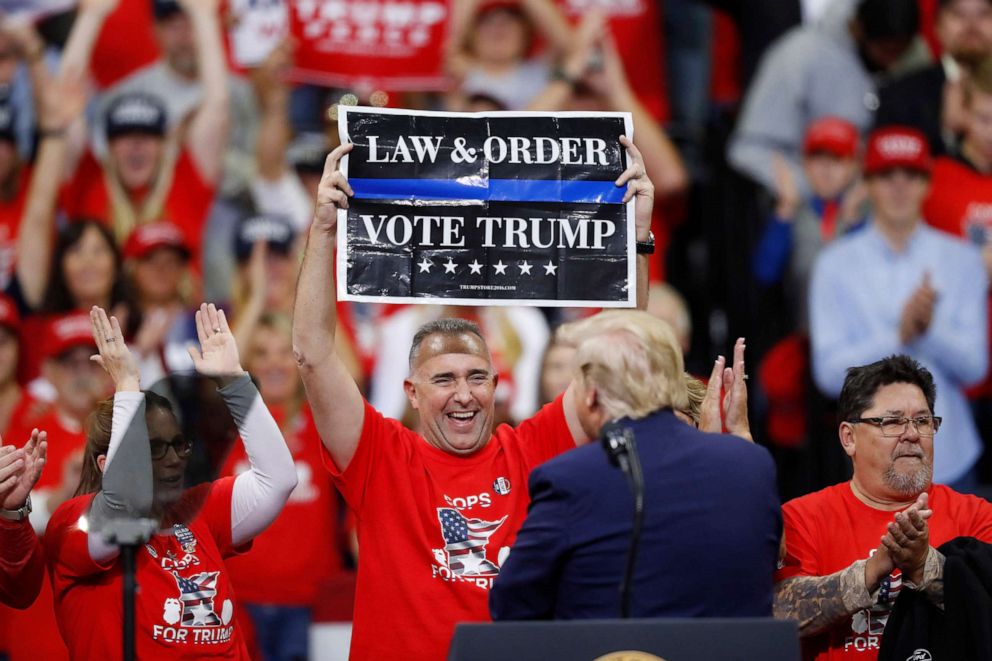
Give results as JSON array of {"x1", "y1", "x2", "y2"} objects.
[
  {"x1": 559, "y1": 136, "x2": 652, "y2": 443},
  {"x1": 293, "y1": 143, "x2": 366, "y2": 472},
  {"x1": 187, "y1": 303, "x2": 296, "y2": 546},
  {"x1": 85, "y1": 306, "x2": 154, "y2": 563},
  {"x1": 179, "y1": 0, "x2": 230, "y2": 185},
  {"x1": 16, "y1": 75, "x2": 89, "y2": 309},
  {"x1": 55, "y1": 0, "x2": 118, "y2": 174}
]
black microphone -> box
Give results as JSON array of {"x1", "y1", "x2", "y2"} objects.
[
  {"x1": 601, "y1": 421, "x2": 633, "y2": 473},
  {"x1": 599, "y1": 420, "x2": 644, "y2": 619}
]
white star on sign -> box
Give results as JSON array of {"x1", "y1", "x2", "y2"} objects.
[
  {"x1": 468, "y1": 260, "x2": 483, "y2": 275},
  {"x1": 493, "y1": 261, "x2": 508, "y2": 275},
  {"x1": 518, "y1": 261, "x2": 533, "y2": 275},
  {"x1": 417, "y1": 257, "x2": 433, "y2": 273},
  {"x1": 444, "y1": 259, "x2": 458, "y2": 274},
  {"x1": 543, "y1": 261, "x2": 558, "y2": 276}
]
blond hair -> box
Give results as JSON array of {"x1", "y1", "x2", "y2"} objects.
[
  {"x1": 684, "y1": 374, "x2": 707, "y2": 425},
  {"x1": 558, "y1": 310, "x2": 688, "y2": 421}
]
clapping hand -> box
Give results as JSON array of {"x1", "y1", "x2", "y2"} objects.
[
  {"x1": 90, "y1": 306, "x2": 140, "y2": 392},
  {"x1": 699, "y1": 338, "x2": 752, "y2": 442},
  {"x1": 881, "y1": 492, "x2": 933, "y2": 585},
  {"x1": 0, "y1": 429, "x2": 47, "y2": 511},
  {"x1": 187, "y1": 303, "x2": 245, "y2": 381}
]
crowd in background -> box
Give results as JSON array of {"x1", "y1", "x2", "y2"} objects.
[{"x1": 1, "y1": 0, "x2": 991, "y2": 658}]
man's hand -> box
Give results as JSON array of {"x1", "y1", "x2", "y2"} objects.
[
  {"x1": 899, "y1": 273, "x2": 937, "y2": 344},
  {"x1": 188, "y1": 303, "x2": 245, "y2": 380},
  {"x1": 314, "y1": 143, "x2": 355, "y2": 235},
  {"x1": 881, "y1": 492, "x2": 933, "y2": 585},
  {"x1": 864, "y1": 543, "x2": 895, "y2": 592},
  {"x1": 0, "y1": 430, "x2": 47, "y2": 511},
  {"x1": 772, "y1": 153, "x2": 800, "y2": 220},
  {"x1": 616, "y1": 135, "x2": 653, "y2": 241}
]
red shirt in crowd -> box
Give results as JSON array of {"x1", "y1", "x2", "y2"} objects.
[
  {"x1": 922, "y1": 154, "x2": 992, "y2": 397},
  {"x1": 8, "y1": 409, "x2": 85, "y2": 495},
  {"x1": 0, "y1": 166, "x2": 30, "y2": 292},
  {"x1": 777, "y1": 482, "x2": 992, "y2": 661},
  {"x1": 220, "y1": 404, "x2": 343, "y2": 606},
  {"x1": 60, "y1": 151, "x2": 215, "y2": 258},
  {"x1": 45, "y1": 477, "x2": 251, "y2": 660},
  {"x1": 326, "y1": 396, "x2": 574, "y2": 661},
  {"x1": 0, "y1": 409, "x2": 87, "y2": 661},
  {"x1": 0, "y1": 518, "x2": 44, "y2": 609},
  {"x1": 90, "y1": 1, "x2": 160, "y2": 89}
]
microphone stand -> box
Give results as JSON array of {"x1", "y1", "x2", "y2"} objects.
[
  {"x1": 601, "y1": 423, "x2": 645, "y2": 619},
  {"x1": 101, "y1": 518, "x2": 157, "y2": 661}
]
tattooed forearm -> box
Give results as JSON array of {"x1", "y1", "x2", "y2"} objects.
[{"x1": 773, "y1": 560, "x2": 874, "y2": 637}]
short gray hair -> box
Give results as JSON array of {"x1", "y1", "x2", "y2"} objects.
[{"x1": 409, "y1": 318, "x2": 486, "y2": 369}]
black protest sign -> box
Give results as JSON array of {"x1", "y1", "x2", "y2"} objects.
[{"x1": 337, "y1": 107, "x2": 635, "y2": 307}]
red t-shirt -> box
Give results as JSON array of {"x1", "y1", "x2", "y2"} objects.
[
  {"x1": 327, "y1": 396, "x2": 574, "y2": 661},
  {"x1": 8, "y1": 409, "x2": 85, "y2": 493},
  {"x1": 922, "y1": 155, "x2": 992, "y2": 397},
  {"x1": 45, "y1": 477, "x2": 251, "y2": 660},
  {"x1": 91, "y1": 2, "x2": 160, "y2": 89},
  {"x1": 0, "y1": 166, "x2": 30, "y2": 291},
  {"x1": 60, "y1": 150, "x2": 215, "y2": 258},
  {"x1": 778, "y1": 483, "x2": 992, "y2": 661},
  {"x1": 923, "y1": 156, "x2": 992, "y2": 240},
  {"x1": 220, "y1": 404, "x2": 344, "y2": 606}
]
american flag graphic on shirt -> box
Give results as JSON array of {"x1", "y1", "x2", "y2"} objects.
[
  {"x1": 173, "y1": 571, "x2": 221, "y2": 626},
  {"x1": 437, "y1": 508, "x2": 507, "y2": 576}
]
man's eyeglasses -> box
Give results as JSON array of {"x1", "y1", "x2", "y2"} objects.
[
  {"x1": 848, "y1": 415, "x2": 942, "y2": 437},
  {"x1": 150, "y1": 438, "x2": 193, "y2": 460}
]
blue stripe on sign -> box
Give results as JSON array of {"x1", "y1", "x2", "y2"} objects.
[{"x1": 348, "y1": 178, "x2": 625, "y2": 204}]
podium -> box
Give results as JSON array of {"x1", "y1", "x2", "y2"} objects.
[{"x1": 448, "y1": 618, "x2": 800, "y2": 661}]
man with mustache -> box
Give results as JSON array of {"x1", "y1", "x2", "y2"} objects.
[{"x1": 775, "y1": 355, "x2": 992, "y2": 660}]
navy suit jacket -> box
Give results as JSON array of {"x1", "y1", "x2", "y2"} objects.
[{"x1": 490, "y1": 409, "x2": 782, "y2": 620}]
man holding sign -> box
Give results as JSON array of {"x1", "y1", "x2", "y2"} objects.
[{"x1": 293, "y1": 126, "x2": 651, "y2": 660}]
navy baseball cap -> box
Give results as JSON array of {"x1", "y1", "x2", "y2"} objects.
[
  {"x1": 105, "y1": 92, "x2": 167, "y2": 140},
  {"x1": 0, "y1": 104, "x2": 14, "y2": 145},
  {"x1": 234, "y1": 214, "x2": 296, "y2": 262},
  {"x1": 152, "y1": 0, "x2": 183, "y2": 20},
  {"x1": 286, "y1": 132, "x2": 329, "y2": 174}
]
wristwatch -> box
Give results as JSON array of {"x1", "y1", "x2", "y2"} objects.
[
  {"x1": 0, "y1": 495, "x2": 32, "y2": 522},
  {"x1": 636, "y1": 230, "x2": 656, "y2": 255}
]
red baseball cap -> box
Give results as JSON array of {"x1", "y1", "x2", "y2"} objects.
[
  {"x1": 45, "y1": 312, "x2": 97, "y2": 359},
  {"x1": 0, "y1": 295, "x2": 21, "y2": 334},
  {"x1": 803, "y1": 117, "x2": 859, "y2": 158},
  {"x1": 864, "y1": 126, "x2": 932, "y2": 176},
  {"x1": 123, "y1": 222, "x2": 190, "y2": 261}
]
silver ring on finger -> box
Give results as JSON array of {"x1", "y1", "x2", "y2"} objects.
[
  {"x1": 213, "y1": 328, "x2": 222, "y2": 333},
  {"x1": 106, "y1": 337, "x2": 116, "y2": 342}
]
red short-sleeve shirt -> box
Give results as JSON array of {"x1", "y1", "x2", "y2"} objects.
[
  {"x1": 325, "y1": 395, "x2": 575, "y2": 661},
  {"x1": 778, "y1": 483, "x2": 992, "y2": 661}
]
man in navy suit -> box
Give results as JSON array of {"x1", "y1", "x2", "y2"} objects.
[{"x1": 490, "y1": 311, "x2": 782, "y2": 619}]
